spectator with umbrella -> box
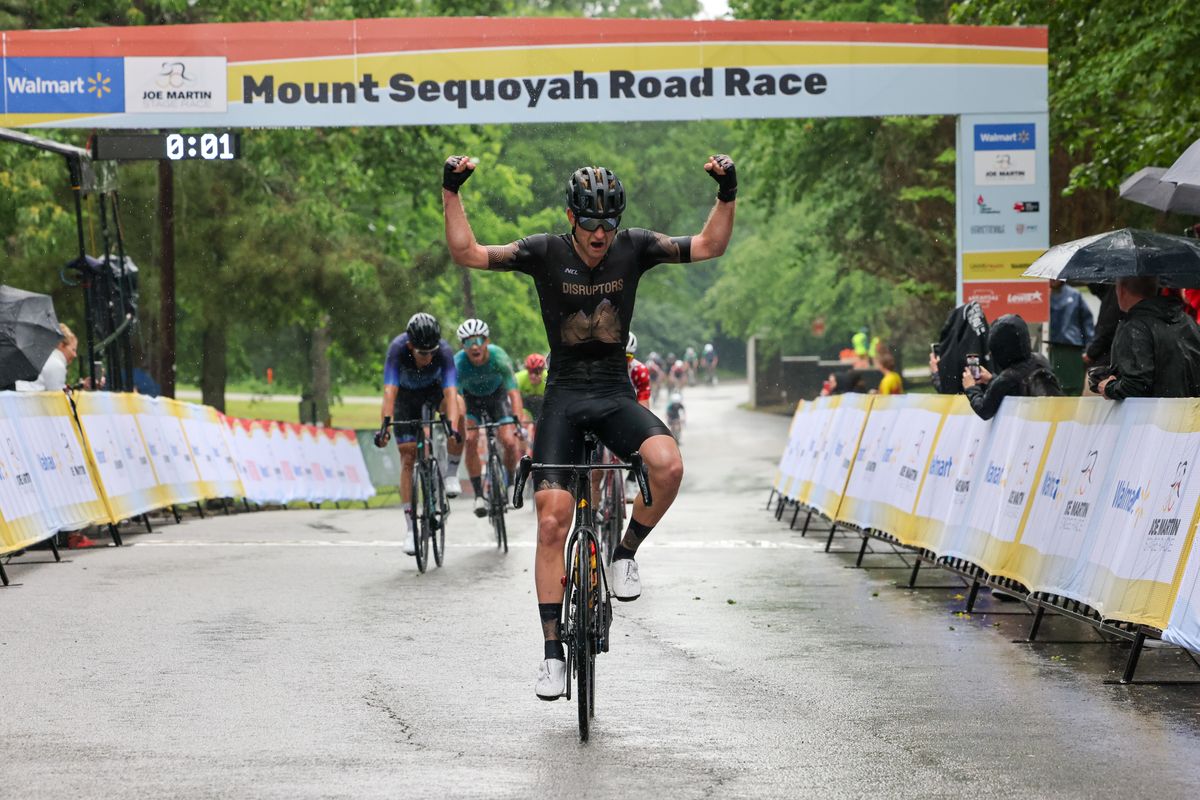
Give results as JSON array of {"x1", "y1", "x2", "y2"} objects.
[
  {"x1": 1025, "y1": 229, "x2": 1200, "y2": 399},
  {"x1": 15, "y1": 323, "x2": 76, "y2": 392},
  {"x1": 0, "y1": 285, "x2": 63, "y2": 391}
]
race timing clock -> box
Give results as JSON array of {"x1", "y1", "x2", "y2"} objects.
[{"x1": 92, "y1": 132, "x2": 241, "y2": 161}]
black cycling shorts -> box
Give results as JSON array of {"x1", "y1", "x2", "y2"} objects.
[
  {"x1": 392, "y1": 385, "x2": 444, "y2": 444},
  {"x1": 464, "y1": 385, "x2": 514, "y2": 425},
  {"x1": 533, "y1": 383, "x2": 672, "y2": 491}
]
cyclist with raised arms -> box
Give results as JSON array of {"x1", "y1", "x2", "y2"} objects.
[
  {"x1": 378, "y1": 313, "x2": 465, "y2": 551},
  {"x1": 443, "y1": 152, "x2": 737, "y2": 700},
  {"x1": 454, "y1": 318, "x2": 526, "y2": 517}
]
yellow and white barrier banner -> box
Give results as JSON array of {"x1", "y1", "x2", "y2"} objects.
[
  {"x1": 173, "y1": 402, "x2": 245, "y2": 500},
  {"x1": 806, "y1": 394, "x2": 871, "y2": 519},
  {"x1": 131, "y1": 395, "x2": 206, "y2": 506},
  {"x1": 778, "y1": 395, "x2": 1200, "y2": 637},
  {"x1": 73, "y1": 391, "x2": 171, "y2": 521},
  {"x1": 0, "y1": 391, "x2": 109, "y2": 554},
  {"x1": 837, "y1": 395, "x2": 943, "y2": 538}
]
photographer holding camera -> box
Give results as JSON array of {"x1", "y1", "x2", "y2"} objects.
[
  {"x1": 961, "y1": 314, "x2": 1063, "y2": 420},
  {"x1": 1095, "y1": 276, "x2": 1200, "y2": 400}
]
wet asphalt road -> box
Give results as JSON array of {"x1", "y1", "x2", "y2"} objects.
[{"x1": 4, "y1": 382, "x2": 1200, "y2": 799}]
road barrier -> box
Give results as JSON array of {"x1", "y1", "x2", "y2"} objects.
[
  {"x1": 772, "y1": 394, "x2": 1200, "y2": 679},
  {"x1": 0, "y1": 391, "x2": 375, "y2": 574}
]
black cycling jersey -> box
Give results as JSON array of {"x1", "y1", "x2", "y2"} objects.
[{"x1": 489, "y1": 228, "x2": 691, "y2": 387}]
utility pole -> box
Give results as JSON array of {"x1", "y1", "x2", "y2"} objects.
[{"x1": 158, "y1": 158, "x2": 176, "y2": 398}]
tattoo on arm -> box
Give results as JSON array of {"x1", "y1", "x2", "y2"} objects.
[
  {"x1": 486, "y1": 243, "x2": 519, "y2": 268},
  {"x1": 652, "y1": 233, "x2": 691, "y2": 263}
]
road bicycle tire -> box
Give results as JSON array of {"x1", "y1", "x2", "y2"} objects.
[
  {"x1": 430, "y1": 459, "x2": 446, "y2": 568},
  {"x1": 411, "y1": 463, "x2": 430, "y2": 573},
  {"x1": 488, "y1": 450, "x2": 508, "y2": 553},
  {"x1": 572, "y1": 535, "x2": 591, "y2": 742}
]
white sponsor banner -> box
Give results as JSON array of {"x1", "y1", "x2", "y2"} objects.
[
  {"x1": 809, "y1": 395, "x2": 870, "y2": 519},
  {"x1": 123, "y1": 56, "x2": 228, "y2": 114},
  {"x1": 909, "y1": 399, "x2": 992, "y2": 554}
]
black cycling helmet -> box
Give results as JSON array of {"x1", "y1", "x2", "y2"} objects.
[
  {"x1": 406, "y1": 312, "x2": 441, "y2": 351},
  {"x1": 566, "y1": 166, "x2": 626, "y2": 218}
]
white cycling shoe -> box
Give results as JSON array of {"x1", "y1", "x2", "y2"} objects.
[
  {"x1": 609, "y1": 558, "x2": 642, "y2": 602},
  {"x1": 403, "y1": 530, "x2": 416, "y2": 556},
  {"x1": 444, "y1": 474, "x2": 462, "y2": 498},
  {"x1": 536, "y1": 658, "x2": 566, "y2": 701},
  {"x1": 473, "y1": 495, "x2": 488, "y2": 518}
]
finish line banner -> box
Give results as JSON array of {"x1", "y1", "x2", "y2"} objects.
[{"x1": 0, "y1": 18, "x2": 1046, "y2": 128}]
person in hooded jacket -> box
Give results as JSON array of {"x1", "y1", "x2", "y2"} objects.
[
  {"x1": 929, "y1": 301, "x2": 989, "y2": 394},
  {"x1": 1096, "y1": 276, "x2": 1200, "y2": 400},
  {"x1": 962, "y1": 313, "x2": 1062, "y2": 420}
]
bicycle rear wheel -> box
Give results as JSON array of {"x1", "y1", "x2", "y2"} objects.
[
  {"x1": 488, "y1": 450, "x2": 508, "y2": 553},
  {"x1": 411, "y1": 464, "x2": 430, "y2": 573},
  {"x1": 430, "y1": 459, "x2": 446, "y2": 568}
]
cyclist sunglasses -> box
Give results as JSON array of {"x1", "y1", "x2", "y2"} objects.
[
  {"x1": 576, "y1": 216, "x2": 620, "y2": 232},
  {"x1": 464, "y1": 336, "x2": 486, "y2": 347},
  {"x1": 412, "y1": 345, "x2": 440, "y2": 355}
]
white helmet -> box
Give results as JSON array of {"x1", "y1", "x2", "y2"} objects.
[
  {"x1": 704, "y1": 343, "x2": 714, "y2": 353},
  {"x1": 626, "y1": 332, "x2": 638, "y2": 354},
  {"x1": 670, "y1": 392, "x2": 683, "y2": 404},
  {"x1": 456, "y1": 318, "x2": 489, "y2": 340}
]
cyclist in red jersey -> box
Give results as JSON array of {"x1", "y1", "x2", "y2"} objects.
[{"x1": 625, "y1": 332, "x2": 651, "y2": 409}]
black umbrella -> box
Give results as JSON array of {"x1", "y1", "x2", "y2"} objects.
[
  {"x1": 1118, "y1": 166, "x2": 1200, "y2": 216},
  {"x1": 1022, "y1": 228, "x2": 1200, "y2": 287},
  {"x1": 0, "y1": 285, "x2": 61, "y2": 387}
]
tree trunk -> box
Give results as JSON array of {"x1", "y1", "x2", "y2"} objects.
[
  {"x1": 311, "y1": 315, "x2": 332, "y2": 427},
  {"x1": 200, "y1": 323, "x2": 227, "y2": 412},
  {"x1": 461, "y1": 268, "x2": 476, "y2": 318}
]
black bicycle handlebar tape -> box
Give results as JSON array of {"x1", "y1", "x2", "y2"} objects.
[
  {"x1": 443, "y1": 156, "x2": 474, "y2": 193},
  {"x1": 707, "y1": 154, "x2": 737, "y2": 202},
  {"x1": 629, "y1": 452, "x2": 653, "y2": 507},
  {"x1": 512, "y1": 455, "x2": 533, "y2": 509}
]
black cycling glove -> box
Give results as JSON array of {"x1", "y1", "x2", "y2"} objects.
[
  {"x1": 707, "y1": 154, "x2": 737, "y2": 202},
  {"x1": 443, "y1": 156, "x2": 474, "y2": 193}
]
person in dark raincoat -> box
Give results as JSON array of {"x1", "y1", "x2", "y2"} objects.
[
  {"x1": 962, "y1": 314, "x2": 1063, "y2": 420},
  {"x1": 1097, "y1": 276, "x2": 1200, "y2": 399}
]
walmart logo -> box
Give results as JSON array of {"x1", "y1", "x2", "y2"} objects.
[
  {"x1": 86, "y1": 71, "x2": 112, "y2": 97},
  {"x1": 4, "y1": 57, "x2": 124, "y2": 113}
]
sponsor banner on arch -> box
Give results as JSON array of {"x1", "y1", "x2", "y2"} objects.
[{"x1": 0, "y1": 19, "x2": 1046, "y2": 128}]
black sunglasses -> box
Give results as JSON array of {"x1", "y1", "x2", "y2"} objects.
[{"x1": 576, "y1": 216, "x2": 620, "y2": 232}]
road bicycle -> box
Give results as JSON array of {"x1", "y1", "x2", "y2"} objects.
[
  {"x1": 375, "y1": 404, "x2": 456, "y2": 573},
  {"x1": 513, "y1": 433, "x2": 652, "y2": 742},
  {"x1": 468, "y1": 411, "x2": 520, "y2": 553}
]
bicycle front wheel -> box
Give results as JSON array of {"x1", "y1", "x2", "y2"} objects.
[
  {"x1": 430, "y1": 459, "x2": 446, "y2": 568},
  {"x1": 488, "y1": 451, "x2": 508, "y2": 553},
  {"x1": 571, "y1": 536, "x2": 591, "y2": 741},
  {"x1": 411, "y1": 464, "x2": 430, "y2": 573}
]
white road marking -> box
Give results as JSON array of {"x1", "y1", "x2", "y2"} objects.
[{"x1": 132, "y1": 538, "x2": 817, "y2": 550}]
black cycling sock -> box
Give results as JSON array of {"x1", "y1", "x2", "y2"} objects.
[
  {"x1": 470, "y1": 475, "x2": 484, "y2": 497},
  {"x1": 613, "y1": 517, "x2": 654, "y2": 561},
  {"x1": 539, "y1": 603, "x2": 564, "y2": 660}
]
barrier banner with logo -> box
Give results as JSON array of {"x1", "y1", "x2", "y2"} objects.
[
  {"x1": 73, "y1": 390, "x2": 171, "y2": 521},
  {"x1": 778, "y1": 397, "x2": 835, "y2": 504},
  {"x1": 0, "y1": 391, "x2": 109, "y2": 554},
  {"x1": 940, "y1": 398, "x2": 1055, "y2": 575},
  {"x1": 774, "y1": 401, "x2": 805, "y2": 496},
  {"x1": 807, "y1": 394, "x2": 872, "y2": 519},
  {"x1": 905, "y1": 396, "x2": 990, "y2": 552},
  {"x1": 173, "y1": 402, "x2": 245, "y2": 500},
  {"x1": 837, "y1": 395, "x2": 943, "y2": 538},
  {"x1": 131, "y1": 396, "x2": 205, "y2": 506},
  {"x1": 0, "y1": 20, "x2": 1046, "y2": 130},
  {"x1": 326, "y1": 428, "x2": 376, "y2": 502}
]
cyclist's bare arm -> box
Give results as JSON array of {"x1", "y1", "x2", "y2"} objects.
[
  {"x1": 690, "y1": 155, "x2": 736, "y2": 262},
  {"x1": 508, "y1": 388, "x2": 525, "y2": 424},
  {"x1": 443, "y1": 155, "x2": 520, "y2": 271}
]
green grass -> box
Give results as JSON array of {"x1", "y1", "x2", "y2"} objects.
[{"x1": 222, "y1": 398, "x2": 381, "y2": 429}]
